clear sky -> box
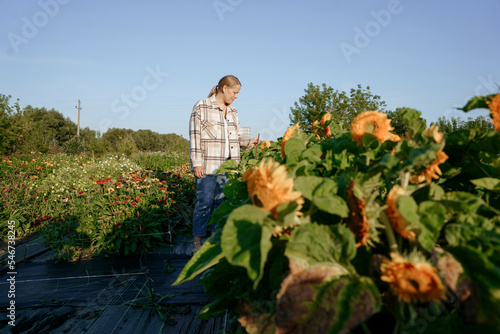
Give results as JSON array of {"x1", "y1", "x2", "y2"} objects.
[{"x1": 1, "y1": 0, "x2": 499, "y2": 141}]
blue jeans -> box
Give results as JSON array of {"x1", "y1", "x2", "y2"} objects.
[{"x1": 192, "y1": 173, "x2": 229, "y2": 237}]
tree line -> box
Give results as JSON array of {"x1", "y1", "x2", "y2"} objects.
[
  {"x1": 289, "y1": 83, "x2": 493, "y2": 137},
  {"x1": 0, "y1": 94, "x2": 189, "y2": 156}
]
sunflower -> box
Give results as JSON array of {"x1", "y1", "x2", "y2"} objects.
[
  {"x1": 350, "y1": 111, "x2": 394, "y2": 144},
  {"x1": 380, "y1": 252, "x2": 445, "y2": 303},
  {"x1": 487, "y1": 93, "x2": 500, "y2": 131},
  {"x1": 260, "y1": 140, "x2": 271, "y2": 150},
  {"x1": 385, "y1": 185, "x2": 416, "y2": 241},
  {"x1": 346, "y1": 181, "x2": 370, "y2": 247},
  {"x1": 312, "y1": 120, "x2": 321, "y2": 139},
  {"x1": 320, "y1": 112, "x2": 332, "y2": 137},
  {"x1": 281, "y1": 124, "x2": 300, "y2": 158},
  {"x1": 409, "y1": 149, "x2": 449, "y2": 184},
  {"x1": 243, "y1": 159, "x2": 303, "y2": 217},
  {"x1": 426, "y1": 124, "x2": 444, "y2": 144}
]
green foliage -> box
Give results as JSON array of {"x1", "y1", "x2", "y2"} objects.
[
  {"x1": 175, "y1": 93, "x2": 500, "y2": 333},
  {"x1": 435, "y1": 115, "x2": 493, "y2": 135},
  {"x1": 0, "y1": 94, "x2": 188, "y2": 156},
  {"x1": 289, "y1": 83, "x2": 387, "y2": 131}
]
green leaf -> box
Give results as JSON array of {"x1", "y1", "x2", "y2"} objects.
[
  {"x1": 458, "y1": 94, "x2": 495, "y2": 112},
  {"x1": 471, "y1": 177, "x2": 500, "y2": 191},
  {"x1": 208, "y1": 200, "x2": 242, "y2": 226},
  {"x1": 309, "y1": 178, "x2": 349, "y2": 217},
  {"x1": 312, "y1": 194, "x2": 349, "y2": 218},
  {"x1": 397, "y1": 195, "x2": 420, "y2": 227},
  {"x1": 303, "y1": 276, "x2": 381, "y2": 333},
  {"x1": 362, "y1": 133, "x2": 381, "y2": 149},
  {"x1": 447, "y1": 245, "x2": 500, "y2": 327},
  {"x1": 216, "y1": 159, "x2": 239, "y2": 174},
  {"x1": 221, "y1": 205, "x2": 274, "y2": 288},
  {"x1": 302, "y1": 143, "x2": 323, "y2": 163},
  {"x1": 223, "y1": 180, "x2": 249, "y2": 200},
  {"x1": 417, "y1": 201, "x2": 446, "y2": 250},
  {"x1": 442, "y1": 191, "x2": 486, "y2": 214},
  {"x1": 284, "y1": 137, "x2": 306, "y2": 162},
  {"x1": 285, "y1": 223, "x2": 356, "y2": 269},
  {"x1": 294, "y1": 175, "x2": 325, "y2": 200},
  {"x1": 172, "y1": 239, "x2": 224, "y2": 285}
]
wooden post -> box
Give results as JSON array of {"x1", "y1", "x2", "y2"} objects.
[{"x1": 76, "y1": 100, "x2": 81, "y2": 137}]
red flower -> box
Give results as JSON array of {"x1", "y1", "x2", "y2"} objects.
[
  {"x1": 114, "y1": 222, "x2": 122, "y2": 227},
  {"x1": 43, "y1": 198, "x2": 50, "y2": 202},
  {"x1": 131, "y1": 202, "x2": 138, "y2": 207},
  {"x1": 123, "y1": 200, "x2": 129, "y2": 205},
  {"x1": 126, "y1": 195, "x2": 131, "y2": 199},
  {"x1": 33, "y1": 220, "x2": 42, "y2": 226},
  {"x1": 135, "y1": 197, "x2": 142, "y2": 202},
  {"x1": 77, "y1": 191, "x2": 85, "y2": 196}
]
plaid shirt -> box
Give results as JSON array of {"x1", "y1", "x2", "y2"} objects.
[{"x1": 189, "y1": 95, "x2": 250, "y2": 175}]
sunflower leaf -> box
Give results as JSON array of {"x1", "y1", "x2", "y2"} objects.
[
  {"x1": 221, "y1": 205, "x2": 274, "y2": 289},
  {"x1": 285, "y1": 223, "x2": 356, "y2": 268},
  {"x1": 457, "y1": 94, "x2": 495, "y2": 112},
  {"x1": 172, "y1": 238, "x2": 224, "y2": 285},
  {"x1": 417, "y1": 201, "x2": 446, "y2": 250}
]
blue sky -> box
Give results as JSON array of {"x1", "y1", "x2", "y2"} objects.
[{"x1": 1, "y1": 0, "x2": 499, "y2": 141}]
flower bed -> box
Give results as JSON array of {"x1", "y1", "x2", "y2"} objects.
[{"x1": 1, "y1": 153, "x2": 195, "y2": 261}]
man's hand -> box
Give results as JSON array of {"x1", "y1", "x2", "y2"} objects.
[{"x1": 194, "y1": 166, "x2": 203, "y2": 178}]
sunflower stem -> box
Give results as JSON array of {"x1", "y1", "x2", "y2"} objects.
[
  {"x1": 401, "y1": 172, "x2": 410, "y2": 190},
  {"x1": 380, "y1": 211, "x2": 399, "y2": 253}
]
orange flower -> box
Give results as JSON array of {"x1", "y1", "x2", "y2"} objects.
[
  {"x1": 260, "y1": 140, "x2": 271, "y2": 150},
  {"x1": 281, "y1": 124, "x2": 300, "y2": 158},
  {"x1": 409, "y1": 149, "x2": 449, "y2": 184},
  {"x1": 380, "y1": 252, "x2": 445, "y2": 303},
  {"x1": 387, "y1": 133, "x2": 402, "y2": 142},
  {"x1": 426, "y1": 125, "x2": 444, "y2": 144},
  {"x1": 487, "y1": 93, "x2": 500, "y2": 131},
  {"x1": 243, "y1": 159, "x2": 303, "y2": 217},
  {"x1": 385, "y1": 185, "x2": 416, "y2": 241},
  {"x1": 350, "y1": 111, "x2": 394, "y2": 144},
  {"x1": 346, "y1": 181, "x2": 369, "y2": 247}
]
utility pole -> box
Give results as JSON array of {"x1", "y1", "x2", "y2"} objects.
[{"x1": 75, "y1": 100, "x2": 81, "y2": 137}]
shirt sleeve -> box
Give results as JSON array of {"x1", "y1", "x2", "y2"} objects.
[{"x1": 189, "y1": 103, "x2": 203, "y2": 167}]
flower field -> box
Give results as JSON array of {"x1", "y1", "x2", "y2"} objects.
[
  {"x1": 1, "y1": 151, "x2": 194, "y2": 260},
  {"x1": 174, "y1": 95, "x2": 500, "y2": 333}
]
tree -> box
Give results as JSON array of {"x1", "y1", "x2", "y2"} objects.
[
  {"x1": 0, "y1": 94, "x2": 20, "y2": 154},
  {"x1": 289, "y1": 83, "x2": 387, "y2": 131},
  {"x1": 434, "y1": 115, "x2": 493, "y2": 136}
]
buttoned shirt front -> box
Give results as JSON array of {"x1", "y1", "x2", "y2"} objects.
[{"x1": 189, "y1": 95, "x2": 249, "y2": 175}]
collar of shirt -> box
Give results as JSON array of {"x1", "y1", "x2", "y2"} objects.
[{"x1": 209, "y1": 95, "x2": 235, "y2": 115}]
